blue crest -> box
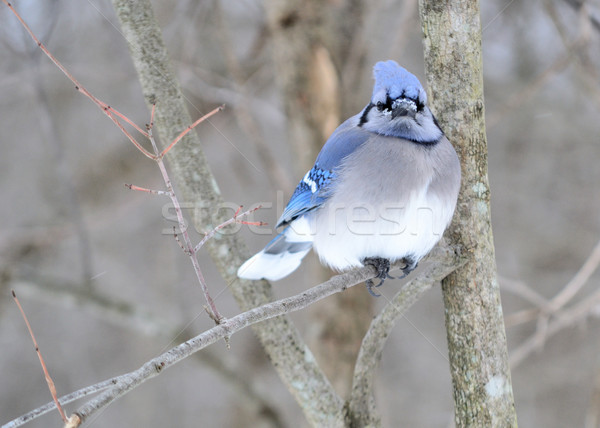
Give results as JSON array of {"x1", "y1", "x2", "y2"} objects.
[{"x1": 371, "y1": 60, "x2": 424, "y2": 104}]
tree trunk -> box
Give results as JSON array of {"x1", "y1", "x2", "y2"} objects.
[{"x1": 418, "y1": 1, "x2": 518, "y2": 426}]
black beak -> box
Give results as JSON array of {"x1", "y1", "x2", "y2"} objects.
[
  {"x1": 392, "y1": 104, "x2": 416, "y2": 119},
  {"x1": 391, "y1": 98, "x2": 417, "y2": 119}
]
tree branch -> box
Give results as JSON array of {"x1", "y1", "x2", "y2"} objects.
[
  {"x1": 347, "y1": 244, "x2": 466, "y2": 426},
  {"x1": 5, "y1": 277, "x2": 283, "y2": 428},
  {"x1": 5, "y1": 245, "x2": 463, "y2": 428},
  {"x1": 63, "y1": 265, "x2": 378, "y2": 427}
]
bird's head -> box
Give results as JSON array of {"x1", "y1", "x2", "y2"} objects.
[{"x1": 359, "y1": 60, "x2": 442, "y2": 144}]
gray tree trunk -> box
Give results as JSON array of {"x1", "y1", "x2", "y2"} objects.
[{"x1": 418, "y1": 1, "x2": 518, "y2": 426}]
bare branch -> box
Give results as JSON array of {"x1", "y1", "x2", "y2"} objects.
[
  {"x1": 347, "y1": 244, "x2": 465, "y2": 426},
  {"x1": 2, "y1": 378, "x2": 118, "y2": 428},
  {"x1": 193, "y1": 205, "x2": 265, "y2": 254},
  {"x1": 4, "y1": 279, "x2": 284, "y2": 428},
  {"x1": 159, "y1": 105, "x2": 224, "y2": 158},
  {"x1": 1, "y1": 0, "x2": 156, "y2": 159},
  {"x1": 3, "y1": 247, "x2": 462, "y2": 428},
  {"x1": 5, "y1": 249, "x2": 461, "y2": 428},
  {"x1": 548, "y1": 238, "x2": 600, "y2": 312},
  {"x1": 141, "y1": 125, "x2": 223, "y2": 322},
  {"x1": 499, "y1": 275, "x2": 549, "y2": 309},
  {"x1": 502, "y1": 239, "x2": 600, "y2": 355},
  {"x1": 61, "y1": 264, "x2": 382, "y2": 426},
  {"x1": 507, "y1": 238, "x2": 600, "y2": 367},
  {"x1": 124, "y1": 183, "x2": 171, "y2": 196},
  {"x1": 510, "y1": 282, "x2": 600, "y2": 367},
  {"x1": 11, "y1": 290, "x2": 67, "y2": 423}
]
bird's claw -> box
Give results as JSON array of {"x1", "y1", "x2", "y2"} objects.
[
  {"x1": 363, "y1": 256, "x2": 419, "y2": 297},
  {"x1": 363, "y1": 257, "x2": 392, "y2": 297},
  {"x1": 365, "y1": 278, "x2": 383, "y2": 297}
]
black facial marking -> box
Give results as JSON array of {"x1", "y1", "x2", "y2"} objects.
[
  {"x1": 358, "y1": 103, "x2": 375, "y2": 127},
  {"x1": 378, "y1": 94, "x2": 394, "y2": 112}
]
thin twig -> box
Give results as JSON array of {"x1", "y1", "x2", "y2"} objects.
[
  {"x1": 5, "y1": 0, "x2": 226, "y2": 320},
  {"x1": 499, "y1": 275, "x2": 550, "y2": 309},
  {"x1": 147, "y1": 127, "x2": 223, "y2": 322},
  {"x1": 11, "y1": 290, "x2": 67, "y2": 423},
  {"x1": 193, "y1": 205, "x2": 265, "y2": 253},
  {"x1": 547, "y1": 235, "x2": 600, "y2": 311},
  {"x1": 2, "y1": 249, "x2": 461, "y2": 428},
  {"x1": 172, "y1": 226, "x2": 188, "y2": 254},
  {"x1": 503, "y1": 239, "x2": 600, "y2": 328},
  {"x1": 124, "y1": 184, "x2": 171, "y2": 196},
  {"x1": 510, "y1": 282, "x2": 600, "y2": 368},
  {"x1": 106, "y1": 106, "x2": 149, "y2": 137},
  {"x1": 1, "y1": 378, "x2": 117, "y2": 428},
  {"x1": 159, "y1": 105, "x2": 224, "y2": 158},
  {"x1": 505, "y1": 239, "x2": 600, "y2": 363},
  {"x1": 4, "y1": 278, "x2": 283, "y2": 428},
  {"x1": 504, "y1": 307, "x2": 543, "y2": 328},
  {"x1": 1, "y1": 0, "x2": 156, "y2": 160}
]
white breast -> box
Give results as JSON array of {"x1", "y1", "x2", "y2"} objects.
[
  {"x1": 307, "y1": 135, "x2": 459, "y2": 271},
  {"x1": 310, "y1": 189, "x2": 453, "y2": 271}
]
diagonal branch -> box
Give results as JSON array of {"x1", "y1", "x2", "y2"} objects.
[
  {"x1": 1, "y1": 0, "x2": 156, "y2": 160},
  {"x1": 3, "y1": 277, "x2": 283, "y2": 428},
  {"x1": 4, "y1": 247, "x2": 463, "y2": 428},
  {"x1": 62, "y1": 265, "x2": 381, "y2": 427},
  {"x1": 347, "y1": 244, "x2": 466, "y2": 426},
  {"x1": 159, "y1": 105, "x2": 224, "y2": 158},
  {"x1": 11, "y1": 290, "x2": 67, "y2": 423}
]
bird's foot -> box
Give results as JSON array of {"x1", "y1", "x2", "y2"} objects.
[
  {"x1": 363, "y1": 257, "x2": 392, "y2": 297},
  {"x1": 363, "y1": 256, "x2": 420, "y2": 297},
  {"x1": 397, "y1": 256, "x2": 418, "y2": 279}
]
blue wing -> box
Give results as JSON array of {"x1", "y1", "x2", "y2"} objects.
[
  {"x1": 276, "y1": 165, "x2": 334, "y2": 227},
  {"x1": 276, "y1": 116, "x2": 373, "y2": 228}
]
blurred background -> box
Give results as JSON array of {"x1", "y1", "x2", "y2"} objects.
[{"x1": 1, "y1": 0, "x2": 600, "y2": 426}]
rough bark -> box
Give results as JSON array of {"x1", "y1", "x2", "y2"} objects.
[
  {"x1": 418, "y1": 1, "x2": 518, "y2": 427},
  {"x1": 110, "y1": 1, "x2": 344, "y2": 426}
]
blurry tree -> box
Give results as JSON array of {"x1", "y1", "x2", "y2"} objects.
[{"x1": 1, "y1": 0, "x2": 525, "y2": 427}]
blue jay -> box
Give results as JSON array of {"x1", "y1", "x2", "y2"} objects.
[{"x1": 238, "y1": 60, "x2": 461, "y2": 295}]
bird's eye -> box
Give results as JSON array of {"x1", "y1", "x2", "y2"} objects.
[{"x1": 376, "y1": 101, "x2": 385, "y2": 111}]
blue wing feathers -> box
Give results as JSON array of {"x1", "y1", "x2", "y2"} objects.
[
  {"x1": 276, "y1": 116, "x2": 372, "y2": 228},
  {"x1": 276, "y1": 165, "x2": 334, "y2": 227},
  {"x1": 316, "y1": 117, "x2": 371, "y2": 170}
]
